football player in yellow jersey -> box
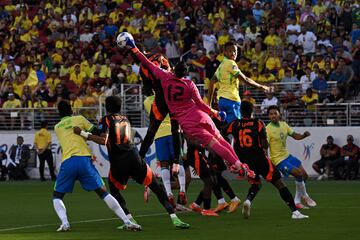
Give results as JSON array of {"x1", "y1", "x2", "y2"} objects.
[
  {"x1": 208, "y1": 41, "x2": 270, "y2": 123},
  {"x1": 52, "y1": 101, "x2": 141, "y2": 232},
  {"x1": 144, "y1": 95, "x2": 187, "y2": 207},
  {"x1": 266, "y1": 105, "x2": 317, "y2": 209}
]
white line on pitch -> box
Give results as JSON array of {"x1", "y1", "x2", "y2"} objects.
[{"x1": 0, "y1": 212, "x2": 170, "y2": 232}]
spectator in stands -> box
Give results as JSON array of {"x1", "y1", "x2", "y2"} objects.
[
  {"x1": 261, "y1": 91, "x2": 278, "y2": 114},
  {"x1": 69, "y1": 92, "x2": 83, "y2": 114},
  {"x1": 201, "y1": 26, "x2": 217, "y2": 54},
  {"x1": 34, "y1": 82, "x2": 52, "y2": 103},
  {"x1": 34, "y1": 121, "x2": 56, "y2": 181},
  {"x1": 281, "y1": 67, "x2": 299, "y2": 92},
  {"x1": 332, "y1": 135, "x2": 359, "y2": 180},
  {"x1": 242, "y1": 90, "x2": 256, "y2": 105},
  {"x1": 313, "y1": 136, "x2": 341, "y2": 180},
  {"x1": 297, "y1": 25, "x2": 317, "y2": 55},
  {"x1": 101, "y1": 78, "x2": 117, "y2": 97},
  {"x1": 2, "y1": 93, "x2": 21, "y2": 130},
  {"x1": 312, "y1": 70, "x2": 328, "y2": 102},
  {"x1": 299, "y1": 66, "x2": 315, "y2": 93},
  {"x1": 125, "y1": 65, "x2": 138, "y2": 84},
  {"x1": 286, "y1": 17, "x2": 301, "y2": 45},
  {"x1": 301, "y1": 88, "x2": 318, "y2": 113},
  {"x1": 8, "y1": 136, "x2": 29, "y2": 180},
  {"x1": 258, "y1": 68, "x2": 277, "y2": 83}
]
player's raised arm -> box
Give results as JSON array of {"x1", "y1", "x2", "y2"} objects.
[
  {"x1": 237, "y1": 72, "x2": 270, "y2": 92},
  {"x1": 118, "y1": 32, "x2": 169, "y2": 82}
]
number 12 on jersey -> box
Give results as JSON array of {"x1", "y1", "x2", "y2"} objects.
[{"x1": 167, "y1": 84, "x2": 184, "y2": 102}]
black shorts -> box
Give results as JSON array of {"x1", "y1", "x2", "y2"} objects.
[
  {"x1": 240, "y1": 153, "x2": 281, "y2": 184},
  {"x1": 185, "y1": 144, "x2": 212, "y2": 179},
  {"x1": 208, "y1": 153, "x2": 227, "y2": 172},
  {"x1": 109, "y1": 149, "x2": 152, "y2": 190}
]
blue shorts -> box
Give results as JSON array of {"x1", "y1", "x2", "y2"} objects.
[
  {"x1": 276, "y1": 155, "x2": 302, "y2": 177},
  {"x1": 54, "y1": 156, "x2": 104, "y2": 193},
  {"x1": 218, "y1": 97, "x2": 241, "y2": 123},
  {"x1": 155, "y1": 135, "x2": 174, "y2": 162}
]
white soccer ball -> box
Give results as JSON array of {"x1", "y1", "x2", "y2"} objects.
[{"x1": 116, "y1": 32, "x2": 133, "y2": 48}]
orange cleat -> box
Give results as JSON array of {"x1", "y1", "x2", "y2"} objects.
[
  {"x1": 201, "y1": 209, "x2": 219, "y2": 217},
  {"x1": 189, "y1": 202, "x2": 202, "y2": 213},
  {"x1": 213, "y1": 202, "x2": 229, "y2": 213}
]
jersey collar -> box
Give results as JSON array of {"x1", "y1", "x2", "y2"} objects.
[{"x1": 61, "y1": 116, "x2": 71, "y2": 121}]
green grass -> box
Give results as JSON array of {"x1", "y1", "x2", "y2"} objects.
[{"x1": 0, "y1": 180, "x2": 359, "y2": 240}]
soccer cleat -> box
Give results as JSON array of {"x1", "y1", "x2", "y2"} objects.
[
  {"x1": 213, "y1": 202, "x2": 229, "y2": 213},
  {"x1": 179, "y1": 191, "x2": 187, "y2": 205},
  {"x1": 172, "y1": 217, "x2": 190, "y2": 229},
  {"x1": 117, "y1": 217, "x2": 138, "y2": 230},
  {"x1": 201, "y1": 209, "x2": 219, "y2": 217},
  {"x1": 242, "y1": 200, "x2": 251, "y2": 219},
  {"x1": 122, "y1": 222, "x2": 142, "y2": 231},
  {"x1": 295, "y1": 203, "x2": 309, "y2": 209},
  {"x1": 227, "y1": 199, "x2": 241, "y2": 213},
  {"x1": 168, "y1": 195, "x2": 176, "y2": 208},
  {"x1": 144, "y1": 186, "x2": 150, "y2": 203},
  {"x1": 56, "y1": 223, "x2": 70, "y2": 232},
  {"x1": 189, "y1": 202, "x2": 202, "y2": 213},
  {"x1": 301, "y1": 196, "x2": 317, "y2": 207},
  {"x1": 291, "y1": 210, "x2": 309, "y2": 219}
]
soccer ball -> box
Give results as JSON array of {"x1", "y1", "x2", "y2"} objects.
[{"x1": 116, "y1": 32, "x2": 133, "y2": 48}]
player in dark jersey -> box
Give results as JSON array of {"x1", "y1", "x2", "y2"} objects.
[
  {"x1": 138, "y1": 53, "x2": 182, "y2": 171},
  {"x1": 74, "y1": 96, "x2": 190, "y2": 229},
  {"x1": 223, "y1": 101, "x2": 309, "y2": 219}
]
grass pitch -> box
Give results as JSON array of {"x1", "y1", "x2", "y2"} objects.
[{"x1": 0, "y1": 180, "x2": 359, "y2": 240}]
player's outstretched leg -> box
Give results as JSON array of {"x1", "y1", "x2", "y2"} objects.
[
  {"x1": 108, "y1": 180, "x2": 138, "y2": 229},
  {"x1": 215, "y1": 173, "x2": 241, "y2": 213},
  {"x1": 292, "y1": 166, "x2": 317, "y2": 208},
  {"x1": 95, "y1": 188, "x2": 142, "y2": 231},
  {"x1": 178, "y1": 164, "x2": 187, "y2": 205},
  {"x1": 273, "y1": 179, "x2": 309, "y2": 219},
  {"x1": 147, "y1": 175, "x2": 190, "y2": 229},
  {"x1": 53, "y1": 192, "x2": 71, "y2": 232},
  {"x1": 242, "y1": 183, "x2": 261, "y2": 219}
]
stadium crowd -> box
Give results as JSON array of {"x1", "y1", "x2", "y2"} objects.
[{"x1": 0, "y1": 0, "x2": 360, "y2": 128}]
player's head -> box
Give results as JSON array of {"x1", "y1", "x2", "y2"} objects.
[
  {"x1": 224, "y1": 41, "x2": 238, "y2": 60},
  {"x1": 57, "y1": 100, "x2": 73, "y2": 118},
  {"x1": 267, "y1": 105, "x2": 281, "y2": 124},
  {"x1": 174, "y1": 61, "x2": 188, "y2": 78},
  {"x1": 105, "y1": 96, "x2": 122, "y2": 114},
  {"x1": 148, "y1": 52, "x2": 171, "y2": 71},
  {"x1": 240, "y1": 101, "x2": 254, "y2": 118}
]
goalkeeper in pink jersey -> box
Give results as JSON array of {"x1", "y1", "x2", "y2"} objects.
[{"x1": 119, "y1": 33, "x2": 253, "y2": 176}]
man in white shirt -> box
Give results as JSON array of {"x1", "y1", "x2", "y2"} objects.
[
  {"x1": 261, "y1": 92, "x2": 278, "y2": 114},
  {"x1": 299, "y1": 67, "x2": 316, "y2": 93},
  {"x1": 286, "y1": 18, "x2": 300, "y2": 44},
  {"x1": 297, "y1": 26, "x2": 317, "y2": 54},
  {"x1": 202, "y1": 28, "x2": 217, "y2": 54},
  {"x1": 79, "y1": 25, "x2": 94, "y2": 43}
]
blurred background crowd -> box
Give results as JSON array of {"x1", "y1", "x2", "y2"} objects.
[{"x1": 0, "y1": 0, "x2": 360, "y2": 128}]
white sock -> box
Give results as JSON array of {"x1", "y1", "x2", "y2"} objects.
[
  {"x1": 161, "y1": 168, "x2": 172, "y2": 196},
  {"x1": 170, "y1": 213, "x2": 177, "y2": 219},
  {"x1": 178, "y1": 165, "x2": 186, "y2": 193},
  {"x1": 218, "y1": 198, "x2": 226, "y2": 204},
  {"x1": 231, "y1": 196, "x2": 240, "y2": 202},
  {"x1": 53, "y1": 199, "x2": 69, "y2": 225},
  {"x1": 127, "y1": 214, "x2": 133, "y2": 219},
  {"x1": 244, "y1": 199, "x2": 251, "y2": 206},
  {"x1": 103, "y1": 194, "x2": 130, "y2": 224},
  {"x1": 295, "y1": 180, "x2": 309, "y2": 198}
]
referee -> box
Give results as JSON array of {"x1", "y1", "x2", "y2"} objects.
[{"x1": 34, "y1": 121, "x2": 56, "y2": 181}]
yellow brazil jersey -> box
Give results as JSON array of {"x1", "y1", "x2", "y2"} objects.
[
  {"x1": 54, "y1": 115, "x2": 94, "y2": 161},
  {"x1": 301, "y1": 93, "x2": 318, "y2": 112},
  {"x1": 3, "y1": 99, "x2": 21, "y2": 108},
  {"x1": 144, "y1": 95, "x2": 171, "y2": 140},
  {"x1": 34, "y1": 128, "x2": 52, "y2": 150},
  {"x1": 214, "y1": 57, "x2": 241, "y2": 102},
  {"x1": 266, "y1": 121, "x2": 294, "y2": 166}
]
